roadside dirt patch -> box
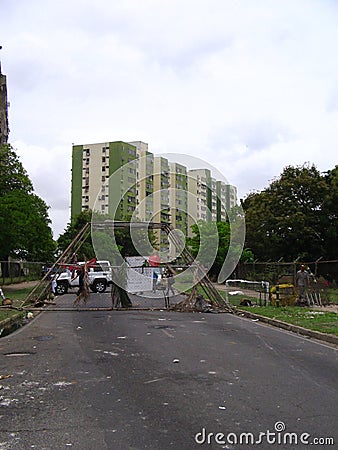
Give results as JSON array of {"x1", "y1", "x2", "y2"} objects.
[{"x1": 2, "y1": 281, "x2": 39, "y2": 292}]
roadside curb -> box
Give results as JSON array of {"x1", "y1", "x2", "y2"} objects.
[
  {"x1": 237, "y1": 309, "x2": 338, "y2": 346},
  {"x1": 0, "y1": 311, "x2": 25, "y2": 334}
]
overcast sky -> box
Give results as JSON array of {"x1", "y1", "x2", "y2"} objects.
[{"x1": 1, "y1": 0, "x2": 337, "y2": 238}]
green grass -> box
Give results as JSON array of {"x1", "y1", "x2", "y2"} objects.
[
  {"x1": 214, "y1": 289, "x2": 338, "y2": 336},
  {"x1": 326, "y1": 288, "x2": 338, "y2": 304},
  {"x1": 0, "y1": 287, "x2": 33, "y2": 323},
  {"x1": 239, "y1": 306, "x2": 338, "y2": 336},
  {"x1": 216, "y1": 289, "x2": 263, "y2": 306}
]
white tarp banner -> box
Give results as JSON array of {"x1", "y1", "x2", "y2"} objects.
[
  {"x1": 126, "y1": 267, "x2": 153, "y2": 293},
  {"x1": 125, "y1": 256, "x2": 146, "y2": 268}
]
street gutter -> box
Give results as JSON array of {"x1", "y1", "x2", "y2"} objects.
[{"x1": 237, "y1": 309, "x2": 338, "y2": 346}]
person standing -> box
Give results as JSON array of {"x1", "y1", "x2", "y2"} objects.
[
  {"x1": 152, "y1": 270, "x2": 159, "y2": 293},
  {"x1": 165, "y1": 269, "x2": 175, "y2": 297},
  {"x1": 296, "y1": 264, "x2": 310, "y2": 305},
  {"x1": 73, "y1": 266, "x2": 87, "y2": 305}
]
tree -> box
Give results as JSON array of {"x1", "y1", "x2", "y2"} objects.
[
  {"x1": 187, "y1": 220, "x2": 254, "y2": 279},
  {"x1": 57, "y1": 210, "x2": 95, "y2": 261},
  {"x1": 0, "y1": 144, "x2": 55, "y2": 262},
  {"x1": 0, "y1": 144, "x2": 33, "y2": 194},
  {"x1": 242, "y1": 163, "x2": 331, "y2": 261},
  {"x1": 57, "y1": 210, "x2": 157, "y2": 262},
  {"x1": 321, "y1": 165, "x2": 338, "y2": 259}
]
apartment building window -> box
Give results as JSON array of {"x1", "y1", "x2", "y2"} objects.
[{"x1": 84, "y1": 149, "x2": 90, "y2": 156}]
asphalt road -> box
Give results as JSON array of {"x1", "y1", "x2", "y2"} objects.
[{"x1": 0, "y1": 292, "x2": 337, "y2": 450}]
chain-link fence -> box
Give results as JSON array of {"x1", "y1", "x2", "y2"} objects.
[
  {"x1": 231, "y1": 260, "x2": 338, "y2": 305},
  {"x1": 0, "y1": 260, "x2": 48, "y2": 285}
]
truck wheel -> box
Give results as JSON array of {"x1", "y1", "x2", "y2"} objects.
[
  {"x1": 56, "y1": 282, "x2": 68, "y2": 295},
  {"x1": 92, "y1": 280, "x2": 106, "y2": 293}
]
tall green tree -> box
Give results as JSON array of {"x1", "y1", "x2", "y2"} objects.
[
  {"x1": 57, "y1": 210, "x2": 95, "y2": 260},
  {"x1": 242, "y1": 163, "x2": 331, "y2": 261},
  {"x1": 0, "y1": 144, "x2": 55, "y2": 261},
  {"x1": 321, "y1": 165, "x2": 338, "y2": 259},
  {"x1": 57, "y1": 210, "x2": 157, "y2": 263},
  {"x1": 0, "y1": 144, "x2": 33, "y2": 194},
  {"x1": 187, "y1": 220, "x2": 254, "y2": 279}
]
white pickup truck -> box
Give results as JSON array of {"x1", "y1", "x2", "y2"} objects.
[{"x1": 54, "y1": 261, "x2": 112, "y2": 295}]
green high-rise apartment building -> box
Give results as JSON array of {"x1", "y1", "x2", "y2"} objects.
[
  {"x1": 71, "y1": 141, "x2": 238, "y2": 241},
  {"x1": 71, "y1": 141, "x2": 137, "y2": 222}
]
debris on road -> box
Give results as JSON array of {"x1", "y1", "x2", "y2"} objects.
[{"x1": 0, "y1": 374, "x2": 13, "y2": 380}]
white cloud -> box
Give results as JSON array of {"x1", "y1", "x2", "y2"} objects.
[{"x1": 1, "y1": 0, "x2": 338, "y2": 237}]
